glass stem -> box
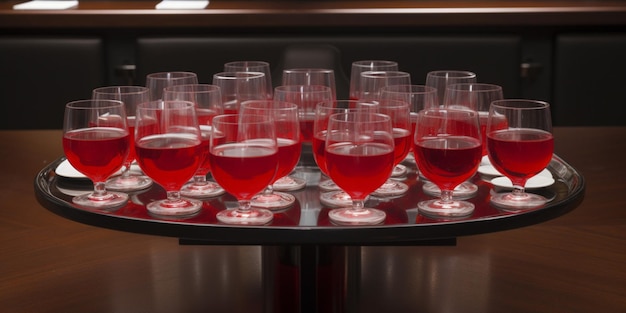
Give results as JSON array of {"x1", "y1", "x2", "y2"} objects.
[
  {"x1": 440, "y1": 189, "x2": 454, "y2": 203},
  {"x1": 512, "y1": 187, "x2": 526, "y2": 197},
  {"x1": 167, "y1": 190, "x2": 181, "y2": 202},
  {"x1": 193, "y1": 175, "x2": 207, "y2": 184},
  {"x1": 238, "y1": 200, "x2": 251, "y2": 213},
  {"x1": 263, "y1": 184, "x2": 274, "y2": 195},
  {"x1": 352, "y1": 199, "x2": 365, "y2": 212},
  {"x1": 94, "y1": 182, "x2": 107, "y2": 196},
  {"x1": 121, "y1": 163, "x2": 132, "y2": 178}
]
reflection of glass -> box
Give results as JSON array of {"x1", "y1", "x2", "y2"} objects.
[
  {"x1": 210, "y1": 114, "x2": 278, "y2": 225},
  {"x1": 349, "y1": 60, "x2": 398, "y2": 100},
  {"x1": 325, "y1": 111, "x2": 394, "y2": 225},
  {"x1": 212, "y1": 71, "x2": 268, "y2": 114},
  {"x1": 240, "y1": 100, "x2": 302, "y2": 209},
  {"x1": 145, "y1": 71, "x2": 198, "y2": 100},
  {"x1": 487, "y1": 99, "x2": 554, "y2": 211},
  {"x1": 414, "y1": 108, "x2": 482, "y2": 218},
  {"x1": 224, "y1": 61, "x2": 274, "y2": 99},
  {"x1": 163, "y1": 84, "x2": 225, "y2": 198},
  {"x1": 62, "y1": 99, "x2": 130, "y2": 210},
  {"x1": 135, "y1": 100, "x2": 203, "y2": 217},
  {"x1": 92, "y1": 86, "x2": 153, "y2": 192}
]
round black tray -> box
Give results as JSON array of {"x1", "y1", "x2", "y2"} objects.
[{"x1": 34, "y1": 155, "x2": 585, "y2": 246}]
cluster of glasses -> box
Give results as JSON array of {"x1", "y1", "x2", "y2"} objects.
[{"x1": 61, "y1": 59, "x2": 554, "y2": 227}]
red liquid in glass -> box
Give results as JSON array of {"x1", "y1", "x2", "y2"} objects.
[
  {"x1": 312, "y1": 131, "x2": 328, "y2": 175},
  {"x1": 392, "y1": 128, "x2": 412, "y2": 165},
  {"x1": 135, "y1": 134, "x2": 203, "y2": 191},
  {"x1": 414, "y1": 136, "x2": 482, "y2": 191},
  {"x1": 126, "y1": 116, "x2": 136, "y2": 163},
  {"x1": 326, "y1": 142, "x2": 394, "y2": 200},
  {"x1": 63, "y1": 127, "x2": 129, "y2": 182},
  {"x1": 210, "y1": 144, "x2": 278, "y2": 200},
  {"x1": 299, "y1": 118, "x2": 314, "y2": 143},
  {"x1": 275, "y1": 138, "x2": 302, "y2": 182},
  {"x1": 487, "y1": 128, "x2": 554, "y2": 183},
  {"x1": 479, "y1": 112, "x2": 508, "y2": 156}
]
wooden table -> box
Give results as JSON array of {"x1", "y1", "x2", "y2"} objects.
[{"x1": 1, "y1": 127, "x2": 625, "y2": 312}]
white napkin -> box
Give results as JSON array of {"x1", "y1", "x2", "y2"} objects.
[
  {"x1": 13, "y1": 0, "x2": 78, "y2": 10},
  {"x1": 155, "y1": 0, "x2": 209, "y2": 10}
]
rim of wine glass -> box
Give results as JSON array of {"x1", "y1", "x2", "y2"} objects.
[
  {"x1": 446, "y1": 82, "x2": 503, "y2": 93},
  {"x1": 361, "y1": 70, "x2": 411, "y2": 79},
  {"x1": 274, "y1": 84, "x2": 333, "y2": 93},
  {"x1": 92, "y1": 86, "x2": 150, "y2": 96},
  {"x1": 426, "y1": 70, "x2": 477, "y2": 79},
  {"x1": 380, "y1": 84, "x2": 437, "y2": 94},
  {"x1": 146, "y1": 71, "x2": 198, "y2": 81},
  {"x1": 213, "y1": 71, "x2": 266, "y2": 80},
  {"x1": 137, "y1": 99, "x2": 197, "y2": 112},
  {"x1": 351, "y1": 60, "x2": 399, "y2": 70},
  {"x1": 162, "y1": 83, "x2": 221, "y2": 93},
  {"x1": 224, "y1": 60, "x2": 270, "y2": 69},
  {"x1": 66, "y1": 99, "x2": 125, "y2": 110},
  {"x1": 491, "y1": 99, "x2": 550, "y2": 110},
  {"x1": 282, "y1": 68, "x2": 335, "y2": 74}
]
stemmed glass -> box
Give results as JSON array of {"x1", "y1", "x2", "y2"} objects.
[
  {"x1": 349, "y1": 60, "x2": 398, "y2": 100},
  {"x1": 444, "y1": 83, "x2": 505, "y2": 157},
  {"x1": 425, "y1": 70, "x2": 477, "y2": 107},
  {"x1": 163, "y1": 84, "x2": 226, "y2": 198},
  {"x1": 281, "y1": 68, "x2": 337, "y2": 100},
  {"x1": 325, "y1": 111, "x2": 395, "y2": 225},
  {"x1": 145, "y1": 71, "x2": 199, "y2": 100},
  {"x1": 423, "y1": 70, "x2": 478, "y2": 198},
  {"x1": 313, "y1": 100, "x2": 378, "y2": 207},
  {"x1": 224, "y1": 61, "x2": 273, "y2": 99},
  {"x1": 92, "y1": 86, "x2": 153, "y2": 192},
  {"x1": 273, "y1": 84, "x2": 333, "y2": 172},
  {"x1": 240, "y1": 100, "x2": 302, "y2": 209},
  {"x1": 62, "y1": 99, "x2": 130, "y2": 209},
  {"x1": 212, "y1": 71, "x2": 268, "y2": 114},
  {"x1": 380, "y1": 84, "x2": 439, "y2": 164},
  {"x1": 372, "y1": 99, "x2": 412, "y2": 197},
  {"x1": 414, "y1": 108, "x2": 482, "y2": 218},
  {"x1": 487, "y1": 99, "x2": 554, "y2": 211},
  {"x1": 134, "y1": 100, "x2": 204, "y2": 217},
  {"x1": 209, "y1": 114, "x2": 278, "y2": 225},
  {"x1": 357, "y1": 70, "x2": 411, "y2": 102}
]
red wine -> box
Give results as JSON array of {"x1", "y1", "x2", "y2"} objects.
[
  {"x1": 63, "y1": 127, "x2": 129, "y2": 182},
  {"x1": 210, "y1": 144, "x2": 278, "y2": 200},
  {"x1": 415, "y1": 136, "x2": 482, "y2": 191},
  {"x1": 480, "y1": 112, "x2": 508, "y2": 156},
  {"x1": 275, "y1": 138, "x2": 302, "y2": 181},
  {"x1": 312, "y1": 131, "x2": 328, "y2": 175},
  {"x1": 487, "y1": 128, "x2": 553, "y2": 183},
  {"x1": 135, "y1": 134, "x2": 203, "y2": 191},
  {"x1": 326, "y1": 142, "x2": 394, "y2": 200},
  {"x1": 392, "y1": 128, "x2": 412, "y2": 165}
]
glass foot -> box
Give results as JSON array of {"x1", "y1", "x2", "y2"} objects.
[
  {"x1": 72, "y1": 191, "x2": 128, "y2": 210},
  {"x1": 180, "y1": 181, "x2": 225, "y2": 198},
  {"x1": 106, "y1": 174, "x2": 153, "y2": 192},
  {"x1": 319, "y1": 190, "x2": 353, "y2": 207},
  {"x1": 318, "y1": 179, "x2": 341, "y2": 192},
  {"x1": 391, "y1": 164, "x2": 408, "y2": 177},
  {"x1": 273, "y1": 175, "x2": 307, "y2": 191},
  {"x1": 216, "y1": 208, "x2": 273, "y2": 225},
  {"x1": 251, "y1": 192, "x2": 296, "y2": 210},
  {"x1": 422, "y1": 181, "x2": 478, "y2": 200},
  {"x1": 490, "y1": 191, "x2": 548, "y2": 212},
  {"x1": 371, "y1": 179, "x2": 409, "y2": 197},
  {"x1": 328, "y1": 207, "x2": 386, "y2": 226},
  {"x1": 146, "y1": 197, "x2": 202, "y2": 217},
  {"x1": 417, "y1": 199, "x2": 474, "y2": 219}
]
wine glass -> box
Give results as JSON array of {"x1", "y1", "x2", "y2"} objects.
[
  {"x1": 240, "y1": 100, "x2": 302, "y2": 208},
  {"x1": 423, "y1": 70, "x2": 478, "y2": 198},
  {"x1": 487, "y1": 99, "x2": 554, "y2": 211},
  {"x1": 134, "y1": 100, "x2": 204, "y2": 217},
  {"x1": 349, "y1": 60, "x2": 399, "y2": 100},
  {"x1": 325, "y1": 111, "x2": 395, "y2": 225},
  {"x1": 425, "y1": 70, "x2": 477, "y2": 107},
  {"x1": 145, "y1": 71, "x2": 199, "y2": 100},
  {"x1": 281, "y1": 68, "x2": 337, "y2": 99},
  {"x1": 444, "y1": 83, "x2": 504, "y2": 157},
  {"x1": 92, "y1": 86, "x2": 153, "y2": 192},
  {"x1": 209, "y1": 114, "x2": 278, "y2": 225},
  {"x1": 380, "y1": 84, "x2": 439, "y2": 164},
  {"x1": 163, "y1": 84, "x2": 226, "y2": 198},
  {"x1": 313, "y1": 100, "x2": 379, "y2": 207},
  {"x1": 212, "y1": 71, "x2": 268, "y2": 114},
  {"x1": 372, "y1": 99, "x2": 412, "y2": 197},
  {"x1": 62, "y1": 99, "x2": 130, "y2": 209},
  {"x1": 358, "y1": 70, "x2": 411, "y2": 102},
  {"x1": 224, "y1": 61, "x2": 273, "y2": 99},
  {"x1": 414, "y1": 108, "x2": 482, "y2": 218}
]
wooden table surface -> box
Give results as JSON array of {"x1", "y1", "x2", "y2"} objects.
[{"x1": 1, "y1": 127, "x2": 625, "y2": 312}]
